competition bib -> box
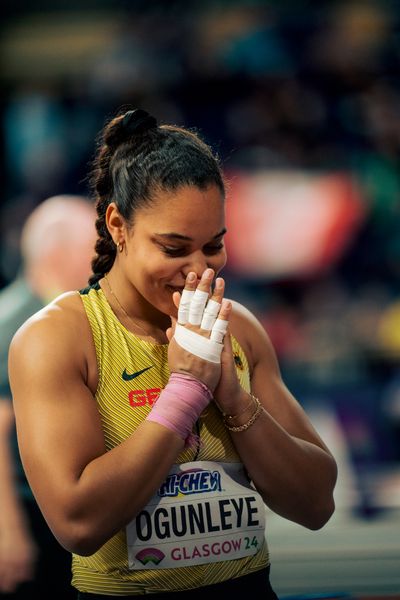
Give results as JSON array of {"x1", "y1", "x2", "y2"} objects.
[{"x1": 126, "y1": 461, "x2": 266, "y2": 570}]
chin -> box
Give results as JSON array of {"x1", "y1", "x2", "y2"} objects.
[
  {"x1": 161, "y1": 286, "x2": 180, "y2": 311},
  {"x1": 155, "y1": 296, "x2": 177, "y2": 320}
]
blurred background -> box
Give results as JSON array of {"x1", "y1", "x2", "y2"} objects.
[{"x1": 1, "y1": 0, "x2": 399, "y2": 597}]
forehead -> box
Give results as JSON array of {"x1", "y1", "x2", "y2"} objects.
[{"x1": 136, "y1": 185, "x2": 225, "y2": 233}]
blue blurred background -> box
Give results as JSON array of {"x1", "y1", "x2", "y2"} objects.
[{"x1": 1, "y1": 0, "x2": 399, "y2": 596}]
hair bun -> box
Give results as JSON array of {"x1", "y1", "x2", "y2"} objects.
[
  {"x1": 122, "y1": 109, "x2": 157, "y2": 135},
  {"x1": 104, "y1": 108, "x2": 157, "y2": 149}
]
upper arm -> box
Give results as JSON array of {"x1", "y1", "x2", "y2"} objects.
[
  {"x1": 8, "y1": 298, "x2": 105, "y2": 520},
  {"x1": 230, "y1": 301, "x2": 333, "y2": 455}
]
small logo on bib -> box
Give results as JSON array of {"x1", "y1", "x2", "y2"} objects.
[
  {"x1": 135, "y1": 547, "x2": 165, "y2": 566},
  {"x1": 158, "y1": 468, "x2": 222, "y2": 498}
]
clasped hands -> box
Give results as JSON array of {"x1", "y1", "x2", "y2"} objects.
[{"x1": 166, "y1": 269, "x2": 231, "y2": 391}]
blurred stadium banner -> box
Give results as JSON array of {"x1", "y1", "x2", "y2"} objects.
[{"x1": 225, "y1": 170, "x2": 366, "y2": 279}]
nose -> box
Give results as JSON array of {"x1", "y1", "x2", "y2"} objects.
[{"x1": 182, "y1": 251, "x2": 210, "y2": 280}]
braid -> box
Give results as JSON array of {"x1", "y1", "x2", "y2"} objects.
[{"x1": 88, "y1": 117, "x2": 125, "y2": 285}]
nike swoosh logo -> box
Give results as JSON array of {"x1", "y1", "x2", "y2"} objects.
[{"x1": 122, "y1": 366, "x2": 153, "y2": 381}]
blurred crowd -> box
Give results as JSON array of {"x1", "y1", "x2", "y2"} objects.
[{"x1": 1, "y1": 0, "x2": 400, "y2": 515}]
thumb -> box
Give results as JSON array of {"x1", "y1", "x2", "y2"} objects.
[
  {"x1": 166, "y1": 314, "x2": 177, "y2": 341},
  {"x1": 166, "y1": 291, "x2": 181, "y2": 342},
  {"x1": 220, "y1": 328, "x2": 235, "y2": 364},
  {"x1": 172, "y1": 290, "x2": 181, "y2": 310}
]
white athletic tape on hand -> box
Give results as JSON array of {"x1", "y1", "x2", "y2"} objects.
[
  {"x1": 210, "y1": 318, "x2": 229, "y2": 343},
  {"x1": 178, "y1": 289, "x2": 195, "y2": 324},
  {"x1": 200, "y1": 299, "x2": 221, "y2": 331},
  {"x1": 174, "y1": 323, "x2": 224, "y2": 363},
  {"x1": 188, "y1": 289, "x2": 209, "y2": 325}
]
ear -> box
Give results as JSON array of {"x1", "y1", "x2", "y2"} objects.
[{"x1": 105, "y1": 202, "x2": 126, "y2": 243}]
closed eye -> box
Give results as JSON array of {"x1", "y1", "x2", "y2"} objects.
[
  {"x1": 203, "y1": 243, "x2": 224, "y2": 255},
  {"x1": 160, "y1": 243, "x2": 224, "y2": 257},
  {"x1": 161, "y1": 246, "x2": 188, "y2": 257}
]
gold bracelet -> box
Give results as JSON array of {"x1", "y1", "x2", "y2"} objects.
[
  {"x1": 224, "y1": 396, "x2": 263, "y2": 432},
  {"x1": 221, "y1": 394, "x2": 256, "y2": 420}
]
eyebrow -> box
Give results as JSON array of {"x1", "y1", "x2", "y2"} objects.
[{"x1": 154, "y1": 228, "x2": 227, "y2": 241}]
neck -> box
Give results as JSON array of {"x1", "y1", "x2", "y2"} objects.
[{"x1": 102, "y1": 273, "x2": 169, "y2": 343}]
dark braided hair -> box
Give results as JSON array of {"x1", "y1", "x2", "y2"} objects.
[{"x1": 89, "y1": 108, "x2": 225, "y2": 285}]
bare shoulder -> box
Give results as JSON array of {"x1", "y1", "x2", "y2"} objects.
[
  {"x1": 11, "y1": 291, "x2": 85, "y2": 346},
  {"x1": 9, "y1": 291, "x2": 92, "y2": 382},
  {"x1": 228, "y1": 298, "x2": 280, "y2": 374}
]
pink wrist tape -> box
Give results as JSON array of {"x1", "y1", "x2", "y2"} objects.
[{"x1": 146, "y1": 372, "x2": 212, "y2": 445}]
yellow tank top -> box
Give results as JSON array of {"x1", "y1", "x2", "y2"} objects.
[{"x1": 73, "y1": 283, "x2": 269, "y2": 594}]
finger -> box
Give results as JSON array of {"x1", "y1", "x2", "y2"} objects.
[
  {"x1": 196, "y1": 268, "x2": 214, "y2": 293},
  {"x1": 177, "y1": 272, "x2": 196, "y2": 324},
  {"x1": 184, "y1": 271, "x2": 197, "y2": 291},
  {"x1": 210, "y1": 300, "x2": 231, "y2": 343},
  {"x1": 188, "y1": 289, "x2": 208, "y2": 325},
  {"x1": 200, "y1": 277, "x2": 225, "y2": 331},
  {"x1": 210, "y1": 277, "x2": 225, "y2": 303},
  {"x1": 188, "y1": 269, "x2": 214, "y2": 325},
  {"x1": 200, "y1": 298, "x2": 220, "y2": 331},
  {"x1": 218, "y1": 298, "x2": 232, "y2": 321}
]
